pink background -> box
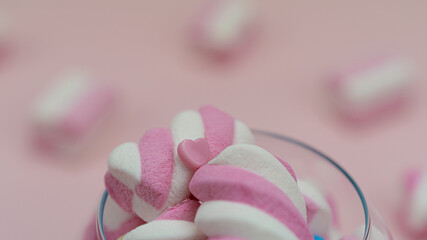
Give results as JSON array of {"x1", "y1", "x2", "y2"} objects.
[{"x1": 1, "y1": 0, "x2": 427, "y2": 239}]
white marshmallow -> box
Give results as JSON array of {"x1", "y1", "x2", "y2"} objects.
[
  {"x1": 298, "y1": 179, "x2": 332, "y2": 237},
  {"x1": 329, "y1": 57, "x2": 412, "y2": 120},
  {"x1": 194, "y1": 0, "x2": 255, "y2": 52},
  {"x1": 31, "y1": 71, "x2": 113, "y2": 151},
  {"x1": 104, "y1": 197, "x2": 135, "y2": 231},
  {"x1": 32, "y1": 73, "x2": 89, "y2": 127},
  {"x1": 233, "y1": 120, "x2": 255, "y2": 144},
  {"x1": 122, "y1": 220, "x2": 205, "y2": 240},
  {"x1": 408, "y1": 171, "x2": 427, "y2": 231},
  {"x1": 108, "y1": 142, "x2": 141, "y2": 190},
  {"x1": 195, "y1": 201, "x2": 298, "y2": 240}
]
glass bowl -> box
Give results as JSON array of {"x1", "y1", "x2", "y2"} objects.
[{"x1": 97, "y1": 130, "x2": 392, "y2": 240}]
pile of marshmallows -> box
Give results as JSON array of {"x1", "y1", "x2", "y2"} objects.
[{"x1": 85, "y1": 106, "x2": 379, "y2": 240}]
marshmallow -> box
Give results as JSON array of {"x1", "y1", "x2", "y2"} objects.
[
  {"x1": 298, "y1": 179, "x2": 333, "y2": 238},
  {"x1": 121, "y1": 220, "x2": 205, "y2": 240},
  {"x1": 83, "y1": 196, "x2": 145, "y2": 240},
  {"x1": 190, "y1": 164, "x2": 313, "y2": 240},
  {"x1": 192, "y1": 0, "x2": 255, "y2": 53},
  {"x1": 31, "y1": 72, "x2": 114, "y2": 151},
  {"x1": 328, "y1": 56, "x2": 412, "y2": 121},
  {"x1": 156, "y1": 199, "x2": 200, "y2": 222},
  {"x1": 121, "y1": 199, "x2": 204, "y2": 240},
  {"x1": 208, "y1": 144, "x2": 306, "y2": 218},
  {"x1": 401, "y1": 169, "x2": 427, "y2": 237},
  {"x1": 328, "y1": 227, "x2": 343, "y2": 240},
  {"x1": 105, "y1": 105, "x2": 254, "y2": 221},
  {"x1": 195, "y1": 200, "x2": 299, "y2": 240}
]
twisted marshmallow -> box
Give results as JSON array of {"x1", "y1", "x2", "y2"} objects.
[
  {"x1": 190, "y1": 144, "x2": 312, "y2": 240},
  {"x1": 105, "y1": 105, "x2": 254, "y2": 221}
]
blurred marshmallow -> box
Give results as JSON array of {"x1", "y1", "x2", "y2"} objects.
[
  {"x1": 192, "y1": 0, "x2": 256, "y2": 54},
  {"x1": 31, "y1": 72, "x2": 114, "y2": 152},
  {"x1": 328, "y1": 56, "x2": 413, "y2": 122},
  {"x1": 298, "y1": 179, "x2": 334, "y2": 239},
  {"x1": 401, "y1": 169, "x2": 427, "y2": 237}
]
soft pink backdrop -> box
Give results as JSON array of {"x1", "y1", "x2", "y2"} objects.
[{"x1": 1, "y1": 1, "x2": 426, "y2": 239}]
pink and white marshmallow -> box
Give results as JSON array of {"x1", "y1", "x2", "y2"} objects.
[
  {"x1": 31, "y1": 72, "x2": 114, "y2": 151},
  {"x1": 328, "y1": 56, "x2": 413, "y2": 122},
  {"x1": 105, "y1": 105, "x2": 254, "y2": 221},
  {"x1": 120, "y1": 199, "x2": 205, "y2": 240},
  {"x1": 400, "y1": 169, "x2": 427, "y2": 237},
  {"x1": 195, "y1": 200, "x2": 301, "y2": 240},
  {"x1": 192, "y1": 0, "x2": 256, "y2": 54},
  {"x1": 207, "y1": 144, "x2": 307, "y2": 218},
  {"x1": 298, "y1": 179, "x2": 334, "y2": 239},
  {"x1": 83, "y1": 196, "x2": 145, "y2": 240},
  {"x1": 189, "y1": 145, "x2": 313, "y2": 240}
]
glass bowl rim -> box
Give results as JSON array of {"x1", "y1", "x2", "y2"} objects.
[{"x1": 97, "y1": 129, "x2": 370, "y2": 239}]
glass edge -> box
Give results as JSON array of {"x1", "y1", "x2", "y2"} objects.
[
  {"x1": 98, "y1": 190, "x2": 108, "y2": 240},
  {"x1": 252, "y1": 129, "x2": 371, "y2": 239}
]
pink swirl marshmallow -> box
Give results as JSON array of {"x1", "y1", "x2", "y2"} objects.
[
  {"x1": 328, "y1": 56, "x2": 412, "y2": 122},
  {"x1": 105, "y1": 105, "x2": 254, "y2": 221},
  {"x1": 190, "y1": 164, "x2": 313, "y2": 240},
  {"x1": 31, "y1": 72, "x2": 114, "y2": 152}
]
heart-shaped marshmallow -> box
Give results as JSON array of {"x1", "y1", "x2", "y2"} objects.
[{"x1": 178, "y1": 138, "x2": 210, "y2": 171}]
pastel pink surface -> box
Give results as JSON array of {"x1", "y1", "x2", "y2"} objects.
[
  {"x1": 104, "y1": 173, "x2": 133, "y2": 213},
  {"x1": 177, "y1": 138, "x2": 210, "y2": 171},
  {"x1": 199, "y1": 105, "x2": 234, "y2": 159},
  {"x1": 61, "y1": 85, "x2": 114, "y2": 138},
  {"x1": 189, "y1": 164, "x2": 313, "y2": 240},
  {"x1": 134, "y1": 128, "x2": 175, "y2": 209},
  {"x1": 2, "y1": 1, "x2": 427, "y2": 239},
  {"x1": 82, "y1": 216, "x2": 97, "y2": 240},
  {"x1": 156, "y1": 199, "x2": 200, "y2": 221}
]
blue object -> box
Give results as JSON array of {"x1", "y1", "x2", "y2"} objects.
[{"x1": 314, "y1": 236, "x2": 324, "y2": 240}]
